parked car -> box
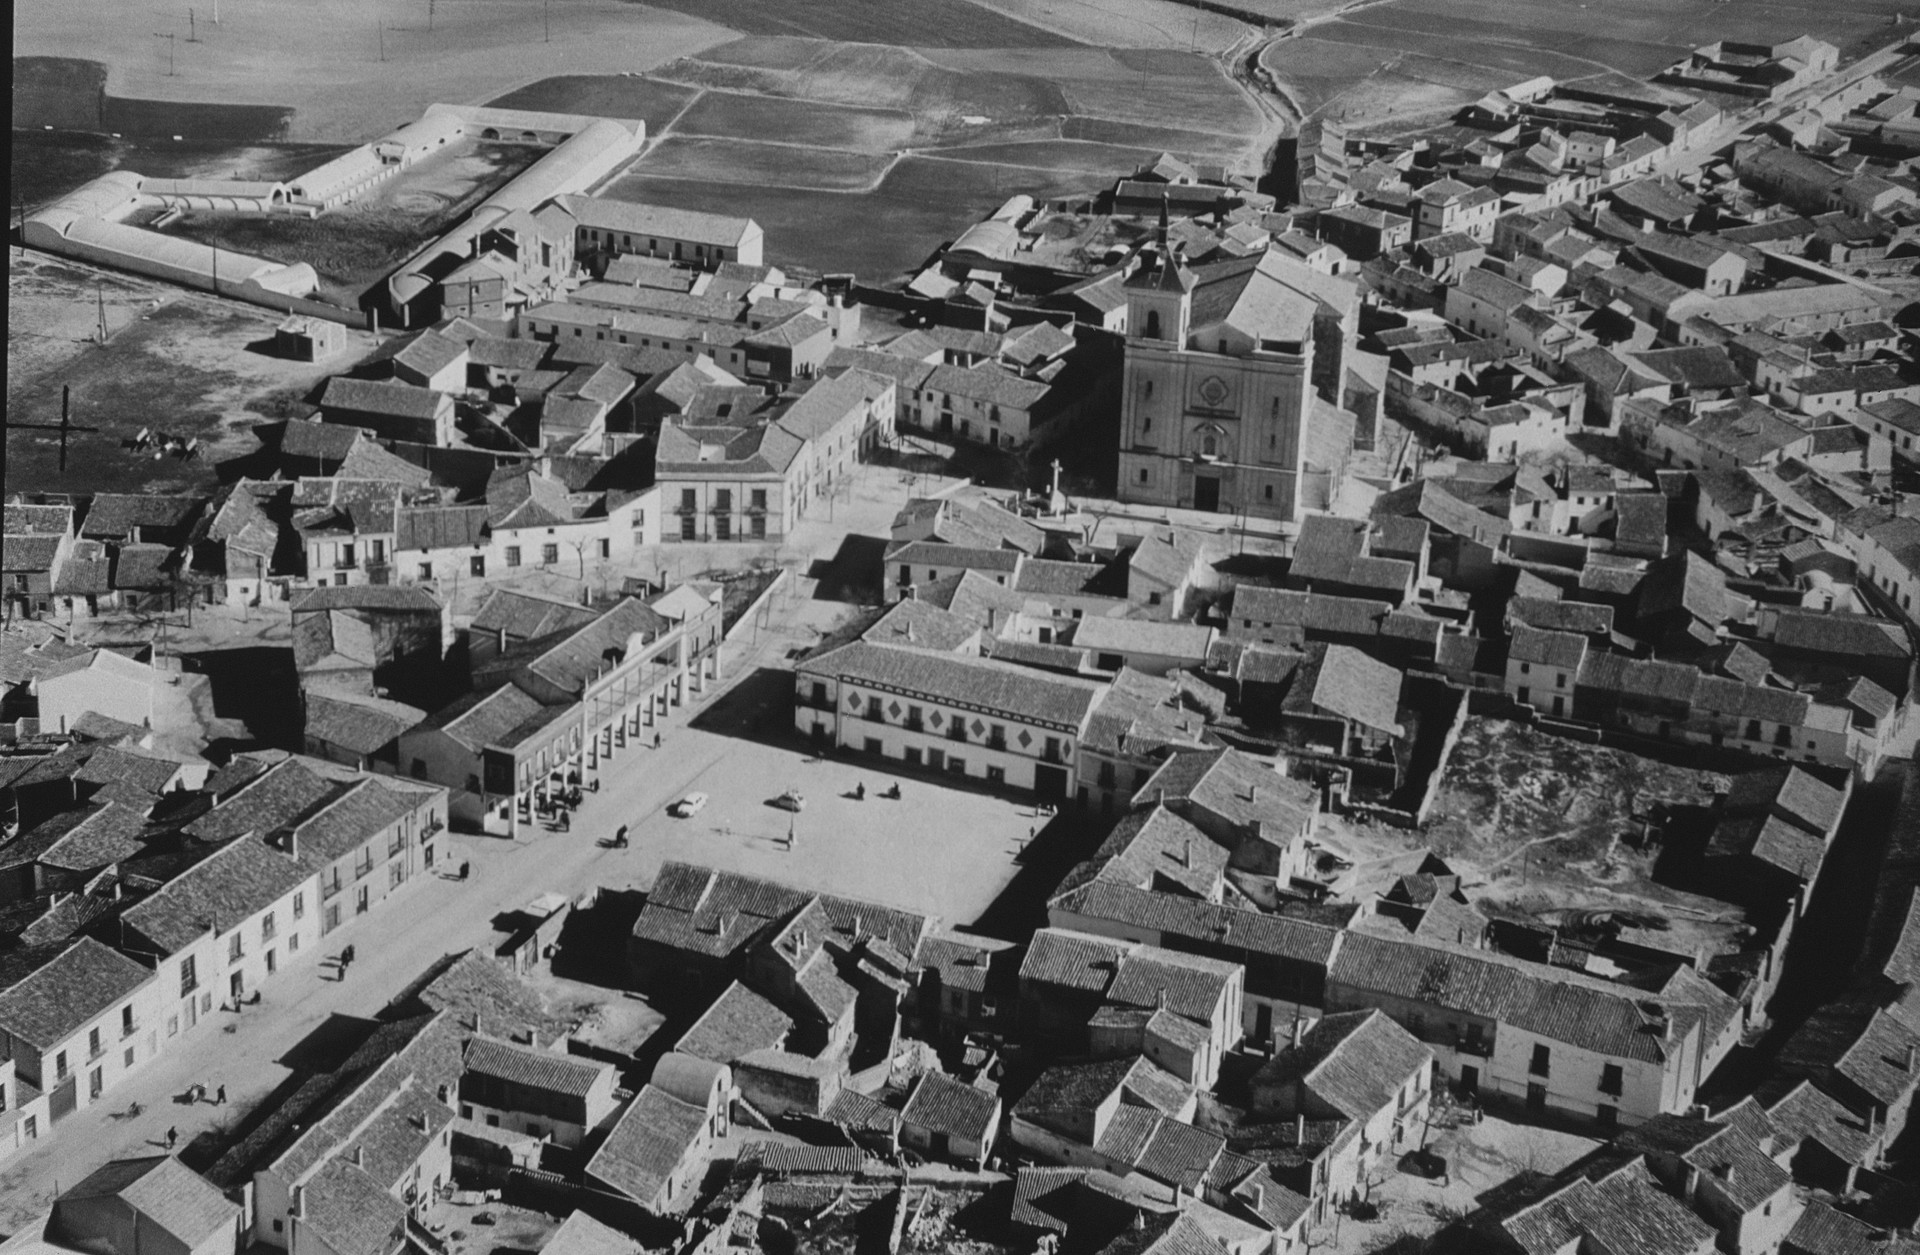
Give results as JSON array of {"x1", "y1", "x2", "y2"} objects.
[
  {"x1": 670, "y1": 792, "x2": 709, "y2": 818},
  {"x1": 774, "y1": 789, "x2": 806, "y2": 812}
]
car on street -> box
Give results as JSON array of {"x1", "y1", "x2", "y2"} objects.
[
  {"x1": 670, "y1": 792, "x2": 709, "y2": 818},
  {"x1": 774, "y1": 789, "x2": 805, "y2": 812}
]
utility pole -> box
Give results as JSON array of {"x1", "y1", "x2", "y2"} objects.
[
  {"x1": 378, "y1": 20, "x2": 386, "y2": 61},
  {"x1": 96, "y1": 284, "x2": 108, "y2": 344},
  {"x1": 154, "y1": 31, "x2": 176, "y2": 76},
  {"x1": 427, "y1": 0, "x2": 434, "y2": 31},
  {"x1": 543, "y1": 0, "x2": 550, "y2": 43},
  {"x1": 188, "y1": 9, "x2": 198, "y2": 41}
]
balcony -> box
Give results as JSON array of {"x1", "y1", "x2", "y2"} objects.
[
  {"x1": 905, "y1": 716, "x2": 925, "y2": 733},
  {"x1": 1453, "y1": 1034, "x2": 1492, "y2": 1058},
  {"x1": 333, "y1": 557, "x2": 359, "y2": 571},
  {"x1": 424, "y1": 817, "x2": 445, "y2": 837},
  {"x1": 322, "y1": 878, "x2": 343, "y2": 901}
]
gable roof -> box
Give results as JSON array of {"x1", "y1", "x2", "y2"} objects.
[
  {"x1": 585, "y1": 1083, "x2": 709, "y2": 1203},
  {"x1": 0, "y1": 937, "x2": 154, "y2": 1050}
]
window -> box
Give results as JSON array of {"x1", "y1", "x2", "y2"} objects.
[
  {"x1": 1598, "y1": 1063, "x2": 1623, "y2": 1096},
  {"x1": 1144, "y1": 380, "x2": 1154, "y2": 399},
  {"x1": 751, "y1": 489, "x2": 767, "y2": 509},
  {"x1": 262, "y1": 911, "x2": 276, "y2": 942},
  {"x1": 180, "y1": 956, "x2": 198, "y2": 996},
  {"x1": 537, "y1": 543, "x2": 556, "y2": 566},
  {"x1": 417, "y1": 563, "x2": 432, "y2": 580},
  {"x1": 293, "y1": 891, "x2": 305, "y2": 920},
  {"x1": 229, "y1": 933, "x2": 243, "y2": 962},
  {"x1": 1144, "y1": 310, "x2": 1161, "y2": 338},
  {"x1": 124, "y1": 1046, "x2": 135, "y2": 1067},
  {"x1": 505, "y1": 545, "x2": 522, "y2": 568},
  {"x1": 1264, "y1": 485, "x2": 1274, "y2": 500},
  {"x1": 597, "y1": 538, "x2": 610, "y2": 559},
  {"x1": 89, "y1": 1027, "x2": 102, "y2": 1058},
  {"x1": 55, "y1": 1052, "x2": 68, "y2": 1081},
  {"x1": 1138, "y1": 468, "x2": 1150, "y2": 483},
  {"x1": 470, "y1": 555, "x2": 485, "y2": 577},
  {"x1": 1202, "y1": 434, "x2": 1218, "y2": 457},
  {"x1": 22, "y1": 1115, "x2": 36, "y2": 1140},
  {"x1": 681, "y1": 515, "x2": 696, "y2": 540},
  {"x1": 1530, "y1": 1044, "x2": 1551, "y2": 1078}
]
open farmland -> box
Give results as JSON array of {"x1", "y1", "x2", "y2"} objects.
[
  {"x1": 633, "y1": 137, "x2": 897, "y2": 191},
  {"x1": 965, "y1": 0, "x2": 1253, "y2": 53},
  {"x1": 1264, "y1": 0, "x2": 1915, "y2": 133},
  {"x1": 615, "y1": 0, "x2": 1076, "y2": 48},
  {"x1": 603, "y1": 157, "x2": 1110, "y2": 278},
  {"x1": 13, "y1": 0, "x2": 734, "y2": 143},
  {"x1": 505, "y1": 30, "x2": 1275, "y2": 281},
  {"x1": 672, "y1": 91, "x2": 918, "y2": 152}
]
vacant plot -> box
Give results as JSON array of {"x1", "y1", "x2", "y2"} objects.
[
  {"x1": 627, "y1": 136, "x2": 895, "y2": 190},
  {"x1": 8, "y1": 255, "x2": 371, "y2": 495},
  {"x1": 672, "y1": 90, "x2": 917, "y2": 152},
  {"x1": 487, "y1": 74, "x2": 703, "y2": 127},
  {"x1": 621, "y1": 0, "x2": 1077, "y2": 48}
]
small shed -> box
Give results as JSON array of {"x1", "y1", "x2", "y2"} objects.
[{"x1": 274, "y1": 315, "x2": 346, "y2": 362}]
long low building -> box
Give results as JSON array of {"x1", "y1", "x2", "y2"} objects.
[
  {"x1": 794, "y1": 638, "x2": 1105, "y2": 800},
  {"x1": 24, "y1": 172, "x2": 320, "y2": 308}
]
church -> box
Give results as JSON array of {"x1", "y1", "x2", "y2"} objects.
[{"x1": 1116, "y1": 222, "x2": 1368, "y2": 523}]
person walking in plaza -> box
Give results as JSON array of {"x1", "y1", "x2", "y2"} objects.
[
  {"x1": 655, "y1": 731, "x2": 663, "y2": 749},
  {"x1": 215, "y1": 1084, "x2": 226, "y2": 1106},
  {"x1": 166, "y1": 1126, "x2": 178, "y2": 1150}
]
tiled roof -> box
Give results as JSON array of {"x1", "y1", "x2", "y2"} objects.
[
  {"x1": 0, "y1": 937, "x2": 153, "y2": 1050},
  {"x1": 303, "y1": 690, "x2": 426, "y2": 756},
  {"x1": 1050, "y1": 880, "x2": 1341, "y2": 966},
  {"x1": 319, "y1": 376, "x2": 447, "y2": 421},
  {"x1": 1785, "y1": 1201, "x2": 1920, "y2": 1255},
  {"x1": 299, "y1": 1157, "x2": 408, "y2": 1255},
  {"x1": 1494, "y1": 1159, "x2": 1715, "y2": 1255},
  {"x1": 800, "y1": 640, "x2": 1104, "y2": 731},
  {"x1": 901, "y1": 1071, "x2": 998, "y2": 1142},
  {"x1": 463, "y1": 1035, "x2": 611, "y2": 1098},
  {"x1": 81, "y1": 493, "x2": 202, "y2": 539},
  {"x1": 1329, "y1": 931, "x2": 1677, "y2": 1062},
  {"x1": 1253, "y1": 1009, "x2": 1432, "y2": 1123},
  {"x1": 122, "y1": 835, "x2": 310, "y2": 955},
  {"x1": 586, "y1": 1083, "x2": 710, "y2": 1204},
  {"x1": 1308, "y1": 644, "x2": 1403, "y2": 735},
  {"x1": 37, "y1": 801, "x2": 152, "y2": 871},
  {"x1": 1765, "y1": 1079, "x2": 1878, "y2": 1168},
  {"x1": 542, "y1": 1210, "x2": 641, "y2": 1255},
  {"x1": 290, "y1": 777, "x2": 424, "y2": 868},
  {"x1": 675, "y1": 981, "x2": 794, "y2": 1062},
  {"x1": 59, "y1": 1155, "x2": 236, "y2": 1247}
]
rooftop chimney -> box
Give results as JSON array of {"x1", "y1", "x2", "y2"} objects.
[
  {"x1": 1295, "y1": 1113, "x2": 1306, "y2": 1143},
  {"x1": 1906, "y1": 1044, "x2": 1917, "y2": 1072},
  {"x1": 1250, "y1": 1183, "x2": 1264, "y2": 1214},
  {"x1": 1292, "y1": 1017, "x2": 1307, "y2": 1049}
]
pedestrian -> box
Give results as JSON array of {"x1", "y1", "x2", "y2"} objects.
[
  {"x1": 654, "y1": 731, "x2": 663, "y2": 749},
  {"x1": 216, "y1": 1084, "x2": 226, "y2": 1106},
  {"x1": 559, "y1": 811, "x2": 570, "y2": 832},
  {"x1": 166, "y1": 1126, "x2": 178, "y2": 1150}
]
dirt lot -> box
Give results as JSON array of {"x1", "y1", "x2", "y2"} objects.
[
  {"x1": 10, "y1": 130, "x2": 357, "y2": 215},
  {"x1": 1320, "y1": 718, "x2": 1749, "y2": 958},
  {"x1": 636, "y1": 136, "x2": 898, "y2": 191},
  {"x1": 6, "y1": 252, "x2": 376, "y2": 495}
]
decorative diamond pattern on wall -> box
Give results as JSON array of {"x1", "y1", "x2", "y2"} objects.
[
  {"x1": 888, "y1": 700, "x2": 902, "y2": 719},
  {"x1": 1017, "y1": 730, "x2": 1033, "y2": 748},
  {"x1": 930, "y1": 712, "x2": 944, "y2": 727},
  {"x1": 971, "y1": 718, "x2": 987, "y2": 737},
  {"x1": 846, "y1": 694, "x2": 860, "y2": 709}
]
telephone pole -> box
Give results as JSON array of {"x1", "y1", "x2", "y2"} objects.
[
  {"x1": 154, "y1": 31, "x2": 176, "y2": 76},
  {"x1": 544, "y1": 0, "x2": 551, "y2": 42},
  {"x1": 188, "y1": 9, "x2": 198, "y2": 41}
]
